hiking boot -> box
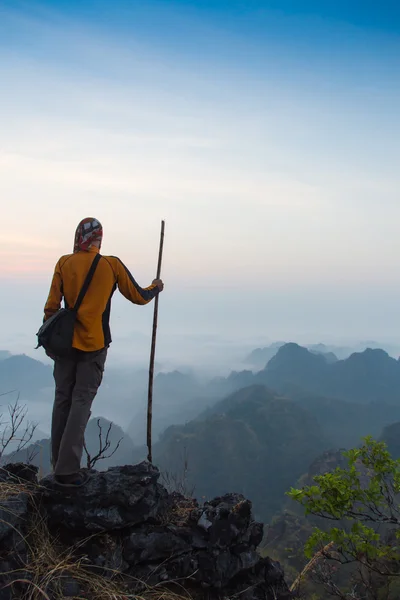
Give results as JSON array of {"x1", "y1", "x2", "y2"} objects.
[{"x1": 54, "y1": 470, "x2": 90, "y2": 488}]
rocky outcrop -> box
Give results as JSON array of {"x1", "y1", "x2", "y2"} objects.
[
  {"x1": 42, "y1": 462, "x2": 168, "y2": 532},
  {"x1": 0, "y1": 462, "x2": 291, "y2": 599}
]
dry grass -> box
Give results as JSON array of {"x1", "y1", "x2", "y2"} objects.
[
  {"x1": 0, "y1": 480, "x2": 193, "y2": 600},
  {"x1": 0, "y1": 479, "x2": 30, "y2": 500},
  {"x1": 161, "y1": 497, "x2": 198, "y2": 528}
]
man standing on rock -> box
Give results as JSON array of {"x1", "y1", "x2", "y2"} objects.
[{"x1": 43, "y1": 217, "x2": 164, "y2": 488}]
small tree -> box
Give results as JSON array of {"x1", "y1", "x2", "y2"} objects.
[
  {"x1": 0, "y1": 393, "x2": 38, "y2": 464},
  {"x1": 288, "y1": 437, "x2": 400, "y2": 599},
  {"x1": 83, "y1": 419, "x2": 123, "y2": 470}
]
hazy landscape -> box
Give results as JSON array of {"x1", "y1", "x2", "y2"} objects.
[
  {"x1": 3, "y1": 338, "x2": 400, "y2": 509},
  {"x1": 2, "y1": 0, "x2": 400, "y2": 597}
]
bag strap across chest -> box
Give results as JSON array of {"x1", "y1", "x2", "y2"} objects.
[{"x1": 72, "y1": 253, "x2": 102, "y2": 312}]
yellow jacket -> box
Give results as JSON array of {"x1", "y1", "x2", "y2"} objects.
[{"x1": 44, "y1": 246, "x2": 159, "y2": 352}]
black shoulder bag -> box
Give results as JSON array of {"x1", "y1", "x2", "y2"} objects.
[{"x1": 36, "y1": 253, "x2": 102, "y2": 357}]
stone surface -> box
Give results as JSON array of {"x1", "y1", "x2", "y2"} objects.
[
  {"x1": 0, "y1": 493, "x2": 29, "y2": 546},
  {"x1": 41, "y1": 462, "x2": 168, "y2": 532},
  {"x1": 61, "y1": 577, "x2": 81, "y2": 598},
  {"x1": 0, "y1": 465, "x2": 38, "y2": 600},
  {"x1": 194, "y1": 494, "x2": 264, "y2": 549},
  {"x1": 0, "y1": 463, "x2": 38, "y2": 484},
  {"x1": 225, "y1": 557, "x2": 293, "y2": 600},
  {"x1": 123, "y1": 526, "x2": 191, "y2": 564},
  {"x1": 0, "y1": 462, "x2": 291, "y2": 600}
]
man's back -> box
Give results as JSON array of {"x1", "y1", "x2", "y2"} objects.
[{"x1": 44, "y1": 246, "x2": 159, "y2": 352}]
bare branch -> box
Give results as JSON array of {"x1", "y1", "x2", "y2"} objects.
[
  {"x1": 26, "y1": 444, "x2": 40, "y2": 465},
  {"x1": 0, "y1": 394, "x2": 38, "y2": 463},
  {"x1": 83, "y1": 419, "x2": 123, "y2": 470}
]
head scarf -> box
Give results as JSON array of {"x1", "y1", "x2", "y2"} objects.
[{"x1": 73, "y1": 218, "x2": 103, "y2": 253}]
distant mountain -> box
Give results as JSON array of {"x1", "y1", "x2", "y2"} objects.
[
  {"x1": 309, "y1": 348, "x2": 338, "y2": 364},
  {"x1": 244, "y1": 340, "x2": 400, "y2": 372},
  {"x1": 0, "y1": 351, "x2": 11, "y2": 361},
  {"x1": 263, "y1": 343, "x2": 328, "y2": 390},
  {"x1": 244, "y1": 342, "x2": 341, "y2": 370},
  {"x1": 251, "y1": 343, "x2": 400, "y2": 405},
  {"x1": 296, "y1": 394, "x2": 400, "y2": 449},
  {"x1": 0, "y1": 354, "x2": 53, "y2": 394},
  {"x1": 151, "y1": 385, "x2": 329, "y2": 520},
  {"x1": 307, "y1": 343, "x2": 353, "y2": 360},
  {"x1": 327, "y1": 348, "x2": 400, "y2": 403},
  {"x1": 204, "y1": 369, "x2": 258, "y2": 401},
  {"x1": 244, "y1": 342, "x2": 286, "y2": 369}
]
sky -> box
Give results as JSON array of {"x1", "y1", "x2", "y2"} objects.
[{"x1": 1, "y1": 0, "x2": 400, "y2": 366}]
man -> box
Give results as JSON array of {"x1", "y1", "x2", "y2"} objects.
[{"x1": 43, "y1": 217, "x2": 164, "y2": 487}]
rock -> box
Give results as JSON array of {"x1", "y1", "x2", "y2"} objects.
[
  {"x1": 0, "y1": 463, "x2": 38, "y2": 484},
  {"x1": 0, "y1": 463, "x2": 36, "y2": 574},
  {"x1": 0, "y1": 570, "x2": 32, "y2": 600},
  {"x1": 168, "y1": 523, "x2": 208, "y2": 549},
  {"x1": 0, "y1": 462, "x2": 291, "y2": 599},
  {"x1": 122, "y1": 493, "x2": 276, "y2": 591},
  {"x1": 61, "y1": 576, "x2": 81, "y2": 597},
  {"x1": 41, "y1": 462, "x2": 168, "y2": 532},
  {"x1": 0, "y1": 476, "x2": 31, "y2": 600},
  {"x1": 123, "y1": 526, "x2": 191, "y2": 564},
  {"x1": 0, "y1": 493, "x2": 29, "y2": 547},
  {"x1": 189, "y1": 548, "x2": 259, "y2": 588},
  {"x1": 225, "y1": 557, "x2": 292, "y2": 600},
  {"x1": 0, "y1": 572, "x2": 13, "y2": 600},
  {"x1": 82, "y1": 535, "x2": 129, "y2": 574},
  {"x1": 41, "y1": 571, "x2": 82, "y2": 599},
  {"x1": 126, "y1": 562, "x2": 171, "y2": 587},
  {"x1": 193, "y1": 493, "x2": 263, "y2": 549},
  {"x1": 0, "y1": 561, "x2": 13, "y2": 600}
]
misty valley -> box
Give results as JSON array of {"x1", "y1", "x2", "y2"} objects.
[{"x1": 2, "y1": 341, "x2": 400, "y2": 597}]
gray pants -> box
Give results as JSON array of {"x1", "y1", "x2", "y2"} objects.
[{"x1": 51, "y1": 348, "x2": 107, "y2": 477}]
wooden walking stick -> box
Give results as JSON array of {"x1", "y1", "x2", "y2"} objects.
[{"x1": 147, "y1": 220, "x2": 165, "y2": 463}]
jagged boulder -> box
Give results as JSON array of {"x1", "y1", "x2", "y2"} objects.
[
  {"x1": 123, "y1": 526, "x2": 191, "y2": 563},
  {"x1": 0, "y1": 464, "x2": 38, "y2": 600},
  {"x1": 0, "y1": 463, "x2": 37, "y2": 553},
  {"x1": 195, "y1": 493, "x2": 264, "y2": 548},
  {"x1": 41, "y1": 462, "x2": 168, "y2": 532},
  {"x1": 0, "y1": 462, "x2": 292, "y2": 600}
]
